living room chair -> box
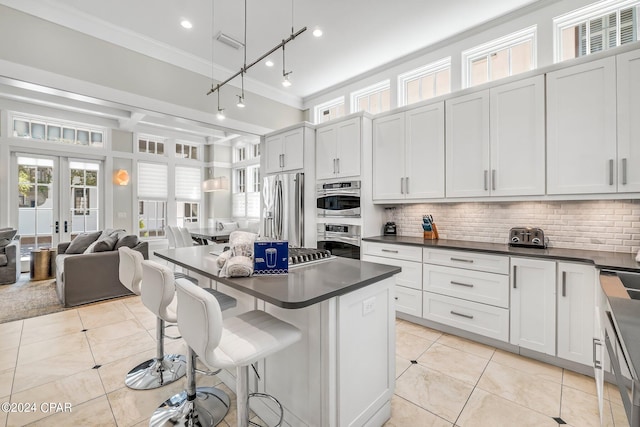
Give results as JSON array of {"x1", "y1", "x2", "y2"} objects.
[{"x1": 0, "y1": 229, "x2": 20, "y2": 285}]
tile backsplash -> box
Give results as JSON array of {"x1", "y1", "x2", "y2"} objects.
[{"x1": 391, "y1": 200, "x2": 640, "y2": 254}]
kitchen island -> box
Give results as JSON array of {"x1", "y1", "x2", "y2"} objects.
[{"x1": 154, "y1": 246, "x2": 401, "y2": 427}]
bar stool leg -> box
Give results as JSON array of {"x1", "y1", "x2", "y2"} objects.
[
  {"x1": 237, "y1": 366, "x2": 250, "y2": 427},
  {"x1": 150, "y1": 347, "x2": 231, "y2": 427},
  {"x1": 125, "y1": 318, "x2": 186, "y2": 390}
]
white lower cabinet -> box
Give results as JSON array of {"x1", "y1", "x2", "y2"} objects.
[
  {"x1": 509, "y1": 257, "x2": 556, "y2": 355},
  {"x1": 362, "y1": 242, "x2": 422, "y2": 316},
  {"x1": 422, "y1": 292, "x2": 509, "y2": 341},
  {"x1": 556, "y1": 262, "x2": 596, "y2": 366}
]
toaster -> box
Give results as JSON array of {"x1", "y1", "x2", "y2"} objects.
[{"x1": 509, "y1": 227, "x2": 546, "y2": 248}]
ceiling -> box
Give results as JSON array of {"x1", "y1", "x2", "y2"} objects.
[{"x1": 3, "y1": 0, "x2": 541, "y2": 108}]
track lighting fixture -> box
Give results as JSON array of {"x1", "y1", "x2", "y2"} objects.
[
  {"x1": 281, "y1": 45, "x2": 292, "y2": 88},
  {"x1": 237, "y1": 95, "x2": 246, "y2": 108},
  {"x1": 216, "y1": 89, "x2": 225, "y2": 120}
]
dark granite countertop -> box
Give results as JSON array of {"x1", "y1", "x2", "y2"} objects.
[
  {"x1": 154, "y1": 246, "x2": 401, "y2": 309},
  {"x1": 363, "y1": 236, "x2": 640, "y2": 272}
]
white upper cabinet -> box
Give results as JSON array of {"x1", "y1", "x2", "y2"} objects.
[
  {"x1": 547, "y1": 57, "x2": 617, "y2": 195},
  {"x1": 490, "y1": 75, "x2": 546, "y2": 196},
  {"x1": 445, "y1": 90, "x2": 490, "y2": 197},
  {"x1": 316, "y1": 117, "x2": 361, "y2": 180},
  {"x1": 617, "y1": 49, "x2": 640, "y2": 193},
  {"x1": 373, "y1": 102, "x2": 445, "y2": 201},
  {"x1": 265, "y1": 127, "x2": 305, "y2": 175}
]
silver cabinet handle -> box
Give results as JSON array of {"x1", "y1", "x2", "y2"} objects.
[
  {"x1": 593, "y1": 338, "x2": 602, "y2": 370},
  {"x1": 336, "y1": 158, "x2": 340, "y2": 174},
  {"x1": 562, "y1": 271, "x2": 567, "y2": 297},
  {"x1": 622, "y1": 158, "x2": 628, "y2": 185},
  {"x1": 492, "y1": 169, "x2": 496, "y2": 191},
  {"x1": 450, "y1": 257, "x2": 473, "y2": 263},
  {"x1": 381, "y1": 249, "x2": 399, "y2": 253},
  {"x1": 451, "y1": 281, "x2": 474, "y2": 288},
  {"x1": 280, "y1": 153, "x2": 284, "y2": 168},
  {"x1": 513, "y1": 265, "x2": 517, "y2": 289},
  {"x1": 333, "y1": 158, "x2": 337, "y2": 174},
  {"x1": 400, "y1": 177, "x2": 405, "y2": 194},
  {"x1": 609, "y1": 159, "x2": 614, "y2": 185},
  {"x1": 484, "y1": 170, "x2": 488, "y2": 191},
  {"x1": 450, "y1": 310, "x2": 474, "y2": 319},
  {"x1": 405, "y1": 176, "x2": 409, "y2": 194}
]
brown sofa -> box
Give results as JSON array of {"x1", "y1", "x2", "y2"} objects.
[{"x1": 55, "y1": 234, "x2": 148, "y2": 307}]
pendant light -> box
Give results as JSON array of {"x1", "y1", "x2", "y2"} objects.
[
  {"x1": 236, "y1": 0, "x2": 247, "y2": 108},
  {"x1": 281, "y1": 45, "x2": 292, "y2": 87}
]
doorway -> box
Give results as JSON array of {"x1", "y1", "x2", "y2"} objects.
[{"x1": 13, "y1": 153, "x2": 103, "y2": 262}]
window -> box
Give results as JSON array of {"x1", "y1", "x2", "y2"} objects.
[
  {"x1": 138, "y1": 162, "x2": 167, "y2": 237},
  {"x1": 137, "y1": 135, "x2": 165, "y2": 156},
  {"x1": 351, "y1": 81, "x2": 391, "y2": 114},
  {"x1": 11, "y1": 114, "x2": 105, "y2": 147},
  {"x1": 462, "y1": 26, "x2": 537, "y2": 88},
  {"x1": 177, "y1": 202, "x2": 199, "y2": 225},
  {"x1": 399, "y1": 58, "x2": 451, "y2": 106},
  {"x1": 176, "y1": 142, "x2": 199, "y2": 160},
  {"x1": 555, "y1": 1, "x2": 639, "y2": 62},
  {"x1": 232, "y1": 140, "x2": 260, "y2": 219},
  {"x1": 314, "y1": 97, "x2": 345, "y2": 124},
  {"x1": 69, "y1": 161, "x2": 100, "y2": 236}
]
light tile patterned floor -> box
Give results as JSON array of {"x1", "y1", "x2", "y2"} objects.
[{"x1": 0, "y1": 299, "x2": 631, "y2": 427}]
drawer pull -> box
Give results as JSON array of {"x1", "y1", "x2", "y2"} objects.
[
  {"x1": 382, "y1": 249, "x2": 399, "y2": 253},
  {"x1": 593, "y1": 338, "x2": 602, "y2": 370},
  {"x1": 450, "y1": 310, "x2": 474, "y2": 320},
  {"x1": 450, "y1": 281, "x2": 474, "y2": 288},
  {"x1": 450, "y1": 257, "x2": 473, "y2": 263}
]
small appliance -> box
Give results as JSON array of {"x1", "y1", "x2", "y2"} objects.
[
  {"x1": 508, "y1": 227, "x2": 546, "y2": 248},
  {"x1": 383, "y1": 207, "x2": 397, "y2": 236}
]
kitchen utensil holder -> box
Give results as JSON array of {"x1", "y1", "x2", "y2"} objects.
[{"x1": 424, "y1": 223, "x2": 439, "y2": 240}]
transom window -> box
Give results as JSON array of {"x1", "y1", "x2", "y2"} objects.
[
  {"x1": 351, "y1": 81, "x2": 391, "y2": 115},
  {"x1": 399, "y1": 58, "x2": 451, "y2": 106},
  {"x1": 138, "y1": 135, "x2": 165, "y2": 156},
  {"x1": 176, "y1": 142, "x2": 199, "y2": 160},
  {"x1": 554, "y1": 0, "x2": 639, "y2": 62},
  {"x1": 462, "y1": 26, "x2": 537, "y2": 88},
  {"x1": 314, "y1": 97, "x2": 345, "y2": 124},
  {"x1": 11, "y1": 114, "x2": 104, "y2": 147}
]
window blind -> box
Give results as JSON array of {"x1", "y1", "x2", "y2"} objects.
[
  {"x1": 175, "y1": 166, "x2": 201, "y2": 200},
  {"x1": 138, "y1": 162, "x2": 167, "y2": 199}
]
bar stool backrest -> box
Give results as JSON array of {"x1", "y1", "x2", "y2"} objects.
[
  {"x1": 118, "y1": 247, "x2": 143, "y2": 295},
  {"x1": 165, "y1": 226, "x2": 177, "y2": 249},
  {"x1": 175, "y1": 280, "x2": 224, "y2": 365},
  {"x1": 141, "y1": 260, "x2": 178, "y2": 323},
  {"x1": 179, "y1": 227, "x2": 194, "y2": 247}
]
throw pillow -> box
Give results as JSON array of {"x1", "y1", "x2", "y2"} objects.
[
  {"x1": 92, "y1": 235, "x2": 119, "y2": 252},
  {"x1": 64, "y1": 231, "x2": 102, "y2": 254},
  {"x1": 114, "y1": 234, "x2": 140, "y2": 250},
  {"x1": 0, "y1": 228, "x2": 17, "y2": 248}
]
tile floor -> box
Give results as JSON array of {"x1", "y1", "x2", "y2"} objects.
[{"x1": 0, "y1": 297, "x2": 631, "y2": 427}]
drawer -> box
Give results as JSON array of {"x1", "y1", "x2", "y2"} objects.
[
  {"x1": 423, "y1": 248, "x2": 509, "y2": 274},
  {"x1": 362, "y1": 242, "x2": 422, "y2": 262},
  {"x1": 395, "y1": 286, "x2": 422, "y2": 317},
  {"x1": 423, "y1": 264, "x2": 509, "y2": 308},
  {"x1": 422, "y1": 292, "x2": 509, "y2": 342},
  {"x1": 363, "y1": 254, "x2": 422, "y2": 290}
]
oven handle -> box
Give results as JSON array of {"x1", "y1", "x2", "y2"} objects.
[
  {"x1": 317, "y1": 190, "x2": 361, "y2": 197},
  {"x1": 604, "y1": 326, "x2": 635, "y2": 422},
  {"x1": 321, "y1": 234, "x2": 361, "y2": 246}
]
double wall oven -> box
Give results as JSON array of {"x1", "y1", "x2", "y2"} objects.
[{"x1": 316, "y1": 181, "x2": 361, "y2": 259}]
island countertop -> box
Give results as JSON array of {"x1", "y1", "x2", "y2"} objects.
[{"x1": 154, "y1": 246, "x2": 401, "y2": 309}]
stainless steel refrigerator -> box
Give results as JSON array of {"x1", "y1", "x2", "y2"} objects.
[{"x1": 262, "y1": 172, "x2": 304, "y2": 247}]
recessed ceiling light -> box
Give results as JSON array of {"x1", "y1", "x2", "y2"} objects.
[
  {"x1": 180, "y1": 19, "x2": 193, "y2": 29},
  {"x1": 312, "y1": 28, "x2": 323, "y2": 37},
  {"x1": 265, "y1": 59, "x2": 274, "y2": 67}
]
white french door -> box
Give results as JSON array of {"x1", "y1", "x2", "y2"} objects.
[{"x1": 12, "y1": 153, "x2": 103, "y2": 260}]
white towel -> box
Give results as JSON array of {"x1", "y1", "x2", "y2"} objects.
[{"x1": 219, "y1": 231, "x2": 258, "y2": 277}]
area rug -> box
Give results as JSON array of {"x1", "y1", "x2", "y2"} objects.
[{"x1": 0, "y1": 274, "x2": 66, "y2": 323}]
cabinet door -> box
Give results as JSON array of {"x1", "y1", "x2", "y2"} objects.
[
  {"x1": 510, "y1": 257, "x2": 556, "y2": 355},
  {"x1": 547, "y1": 57, "x2": 617, "y2": 194},
  {"x1": 373, "y1": 112, "x2": 405, "y2": 200},
  {"x1": 316, "y1": 125, "x2": 337, "y2": 180},
  {"x1": 406, "y1": 102, "x2": 445, "y2": 199},
  {"x1": 445, "y1": 90, "x2": 490, "y2": 198},
  {"x1": 617, "y1": 49, "x2": 640, "y2": 193},
  {"x1": 281, "y1": 128, "x2": 304, "y2": 172},
  {"x1": 264, "y1": 134, "x2": 284, "y2": 175},
  {"x1": 556, "y1": 262, "x2": 596, "y2": 366},
  {"x1": 490, "y1": 75, "x2": 545, "y2": 196},
  {"x1": 335, "y1": 118, "x2": 361, "y2": 178}
]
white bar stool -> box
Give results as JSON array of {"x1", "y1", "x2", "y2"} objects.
[
  {"x1": 145, "y1": 261, "x2": 235, "y2": 426},
  {"x1": 118, "y1": 247, "x2": 187, "y2": 390},
  {"x1": 151, "y1": 280, "x2": 302, "y2": 427}
]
